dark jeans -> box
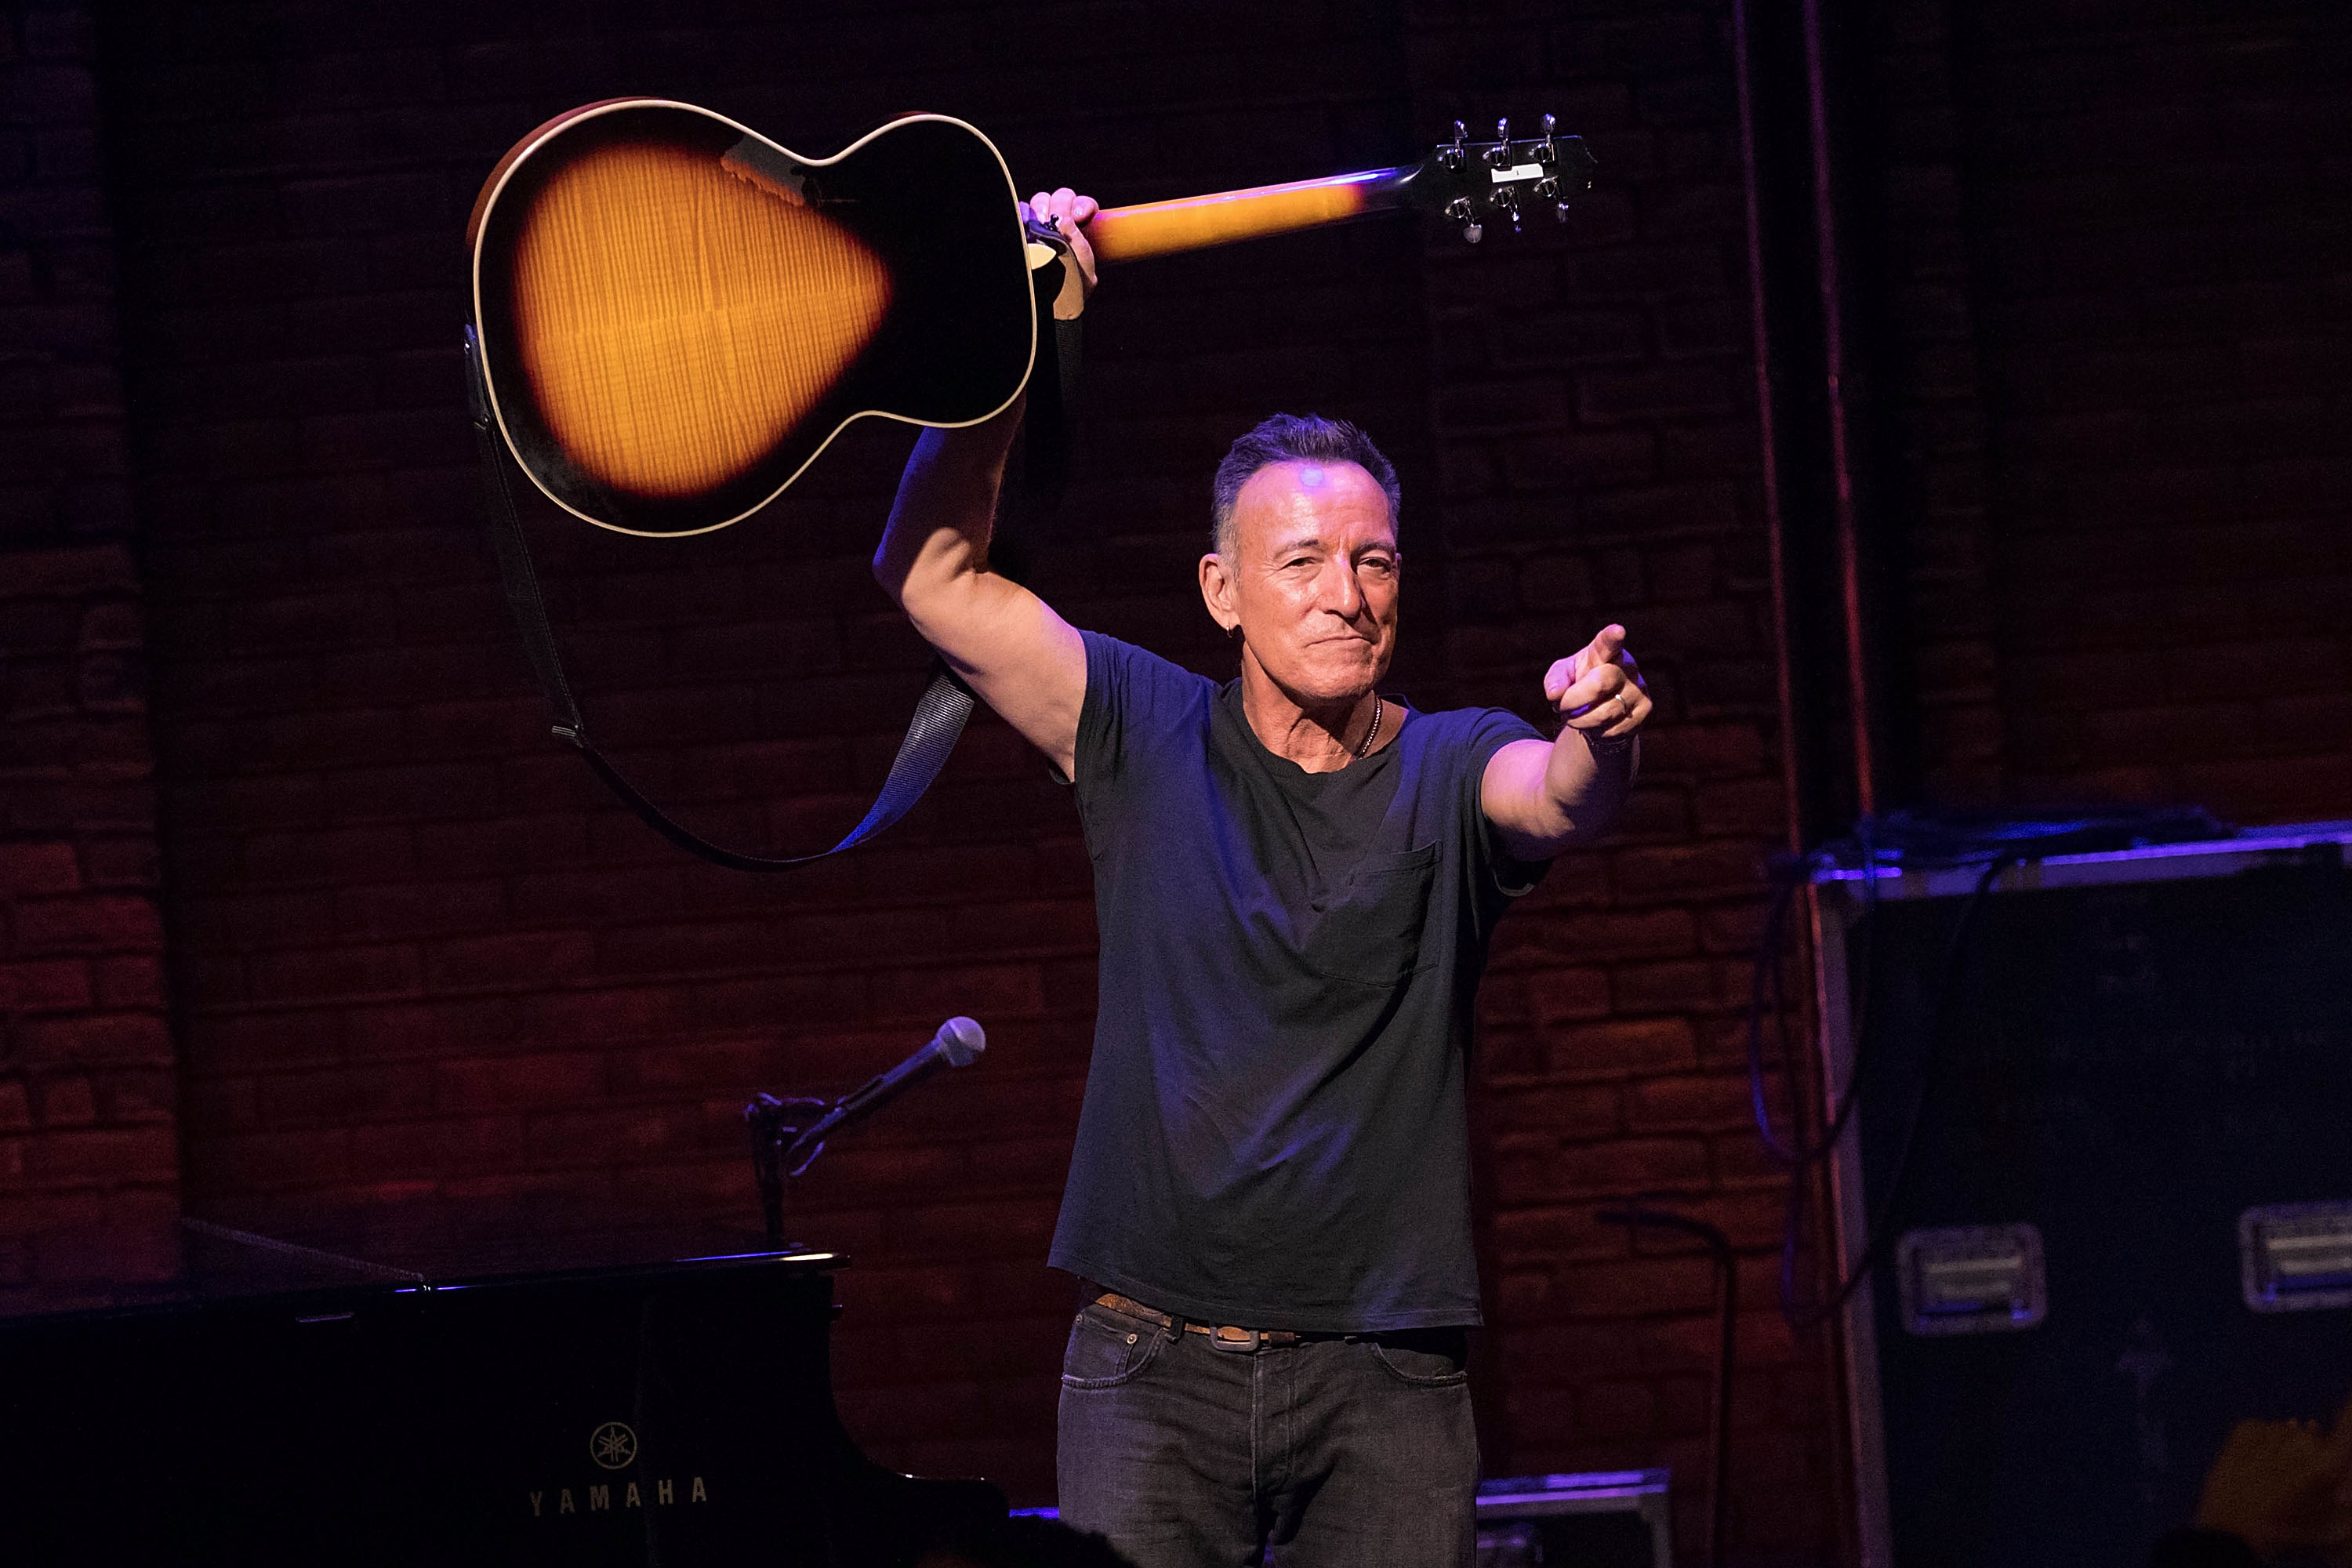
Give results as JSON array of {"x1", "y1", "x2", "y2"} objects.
[{"x1": 1056, "y1": 1298, "x2": 1479, "y2": 1568}]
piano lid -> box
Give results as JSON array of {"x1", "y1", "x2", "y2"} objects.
[{"x1": 2, "y1": 1196, "x2": 835, "y2": 1327}]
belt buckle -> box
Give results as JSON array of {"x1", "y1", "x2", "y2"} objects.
[{"x1": 1207, "y1": 1324, "x2": 1261, "y2": 1354}]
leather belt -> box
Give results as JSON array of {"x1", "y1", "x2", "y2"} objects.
[{"x1": 1090, "y1": 1289, "x2": 1335, "y2": 1352}]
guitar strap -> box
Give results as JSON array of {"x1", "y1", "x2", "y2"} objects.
[
  {"x1": 460, "y1": 325, "x2": 978, "y2": 873},
  {"x1": 1025, "y1": 310, "x2": 1085, "y2": 502}
]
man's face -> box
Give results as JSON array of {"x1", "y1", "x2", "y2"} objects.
[{"x1": 1202, "y1": 459, "x2": 1400, "y2": 707}]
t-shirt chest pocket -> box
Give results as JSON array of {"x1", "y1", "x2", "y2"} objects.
[{"x1": 1305, "y1": 843, "x2": 1439, "y2": 986}]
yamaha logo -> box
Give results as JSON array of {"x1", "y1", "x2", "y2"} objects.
[
  {"x1": 590, "y1": 1421, "x2": 637, "y2": 1470},
  {"x1": 528, "y1": 1421, "x2": 710, "y2": 1518}
]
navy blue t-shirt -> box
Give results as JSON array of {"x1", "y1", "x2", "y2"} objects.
[{"x1": 1047, "y1": 632, "x2": 1548, "y2": 1332}]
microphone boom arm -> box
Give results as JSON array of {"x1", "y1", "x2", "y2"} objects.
[{"x1": 743, "y1": 1017, "x2": 987, "y2": 1243}]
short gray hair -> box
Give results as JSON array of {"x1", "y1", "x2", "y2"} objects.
[{"x1": 1209, "y1": 414, "x2": 1401, "y2": 557}]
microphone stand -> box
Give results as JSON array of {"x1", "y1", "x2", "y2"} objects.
[
  {"x1": 742, "y1": 1092, "x2": 828, "y2": 1245},
  {"x1": 743, "y1": 1018, "x2": 986, "y2": 1246}
]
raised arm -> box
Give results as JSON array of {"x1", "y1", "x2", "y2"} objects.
[
  {"x1": 873, "y1": 401, "x2": 1087, "y2": 776},
  {"x1": 1481, "y1": 624, "x2": 1650, "y2": 859},
  {"x1": 870, "y1": 189, "x2": 1097, "y2": 779}
]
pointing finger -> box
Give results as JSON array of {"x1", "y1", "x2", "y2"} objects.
[{"x1": 1555, "y1": 666, "x2": 1616, "y2": 720}]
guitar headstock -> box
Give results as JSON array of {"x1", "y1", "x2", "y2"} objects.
[{"x1": 1403, "y1": 114, "x2": 1597, "y2": 243}]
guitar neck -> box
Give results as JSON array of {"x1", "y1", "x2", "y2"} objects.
[{"x1": 1085, "y1": 166, "x2": 1417, "y2": 263}]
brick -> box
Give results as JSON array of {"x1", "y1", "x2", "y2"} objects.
[
  {"x1": 434, "y1": 1050, "x2": 605, "y2": 1113},
  {"x1": 1491, "y1": 1204, "x2": 1635, "y2": 1265},
  {"x1": 1577, "y1": 364, "x2": 1737, "y2": 425},
  {"x1": 1554, "y1": 1253, "x2": 1719, "y2": 1316},
  {"x1": 10, "y1": 888, "x2": 163, "y2": 949},
  {"x1": 1501, "y1": 906, "x2": 1696, "y2": 967},
  {"x1": 35, "y1": 1074, "x2": 96, "y2": 1126},
  {"x1": 14, "y1": 1012, "x2": 170, "y2": 1066},
  {"x1": 24, "y1": 1125, "x2": 178, "y2": 1184},
  {"x1": 0, "y1": 544, "x2": 134, "y2": 597},
  {"x1": 1633, "y1": 721, "x2": 1764, "y2": 779},
  {"x1": 424, "y1": 931, "x2": 595, "y2": 991},
  {"x1": 1543, "y1": 1018, "x2": 1699, "y2": 1079},
  {"x1": 247, "y1": 942, "x2": 421, "y2": 1003},
  {"x1": 1611, "y1": 840, "x2": 1765, "y2": 902},
  {"x1": 0, "y1": 840, "x2": 79, "y2": 895},
  {"x1": 248, "y1": 1061, "x2": 426, "y2": 1127},
  {"x1": 74, "y1": 837, "x2": 161, "y2": 889},
  {"x1": 1487, "y1": 1083, "x2": 1620, "y2": 1138},
  {"x1": 1612, "y1": 960, "x2": 1722, "y2": 1014},
  {"x1": 97, "y1": 1069, "x2": 174, "y2": 1126},
  {"x1": 1579, "y1": 1378, "x2": 1659, "y2": 1436},
  {"x1": 191, "y1": 1127, "x2": 351, "y2": 1189},
  {"x1": 1624, "y1": 1072, "x2": 1754, "y2": 1132},
  {"x1": 0, "y1": 958, "x2": 92, "y2": 1011}
]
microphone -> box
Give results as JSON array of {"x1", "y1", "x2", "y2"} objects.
[{"x1": 783, "y1": 1017, "x2": 985, "y2": 1167}]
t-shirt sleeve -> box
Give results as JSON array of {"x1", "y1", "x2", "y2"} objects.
[
  {"x1": 1070, "y1": 630, "x2": 1212, "y2": 855},
  {"x1": 1457, "y1": 706, "x2": 1553, "y2": 908}
]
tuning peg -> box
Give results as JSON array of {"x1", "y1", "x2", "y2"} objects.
[
  {"x1": 1445, "y1": 196, "x2": 1483, "y2": 244},
  {"x1": 1537, "y1": 176, "x2": 1571, "y2": 222},
  {"x1": 1443, "y1": 119, "x2": 1468, "y2": 169},
  {"x1": 1494, "y1": 184, "x2": 1522, "y2": 234},
  {"x1": 1541, "y1": 113, "x2": 1559, "y2": 163},
  {"x1": 1487, "y1": 117, "x2": 1512, "y2": 166}
]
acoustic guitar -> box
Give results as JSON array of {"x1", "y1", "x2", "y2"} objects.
[{"x1": 467, "y1": 100, "x2": 1595, "y2": 537}]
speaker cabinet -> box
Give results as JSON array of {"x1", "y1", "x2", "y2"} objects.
[{"x1": 1813, "y1": 827, "x2": 2352, "y2": 1568}]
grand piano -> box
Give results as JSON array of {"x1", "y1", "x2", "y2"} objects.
[{"x1": 0, "y1": 1212, "x2": 1006, "y2": 1565}]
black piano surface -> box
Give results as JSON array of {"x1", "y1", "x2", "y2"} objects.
[{"x1": 0, "y1": 1213, "x2": 1004, "y2": 1565}]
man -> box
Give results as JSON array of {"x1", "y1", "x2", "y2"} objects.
[{"x1": 873, "y1": 188, "x2": 1651, "y2": 1568}]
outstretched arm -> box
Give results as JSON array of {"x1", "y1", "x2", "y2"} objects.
[
  {"x1": 872, "y1": 189, "x2": 1097, "y2": 779},
  {"x1": 1481, "y1": 624, "x2": 1650, "y2": 859}
]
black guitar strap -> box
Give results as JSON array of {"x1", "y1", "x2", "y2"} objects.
[
  {"x1": 1022, "y1": 226, "x2": 1087, "y2": 503},
  {"x1": 461, "y1": 324, "x2": 976, "y2": 873}
]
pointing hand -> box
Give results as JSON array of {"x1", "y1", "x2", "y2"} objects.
[{"x1": 1543, "y1": 624, "x2": 1650, "y2": 742}]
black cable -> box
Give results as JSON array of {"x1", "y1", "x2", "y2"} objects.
[
  {"x1": 1748, "y1": 824, "x2": 1879, "y2": 1168},
  {"x1": 1777, "y1": 855, "x2": 2013, "y2": 1329}
]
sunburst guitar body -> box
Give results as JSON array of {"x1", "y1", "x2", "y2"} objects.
[{"x1": 470, "y1": 101, "x2": 1593, "y2": 536}]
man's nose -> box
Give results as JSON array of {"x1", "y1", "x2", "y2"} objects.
[{"x1": 1318, "y1": 558, "x2": 1365, "y2": 619}]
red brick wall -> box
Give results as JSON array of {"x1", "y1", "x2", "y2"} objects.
[
  {"x1": 1955, "y1": 2, "x2": 2352, "y2": 819},
  {"x1": 5, "y1": 2, "x2": 2347, "y2": 1563},
  {"x1": 0, "y1": 5, "x2": 177, "y2": 1312}
]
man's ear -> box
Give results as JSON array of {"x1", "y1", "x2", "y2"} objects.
[{"x1": 1199, "y1": 553, "x2": 1240, "y2": 634}]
